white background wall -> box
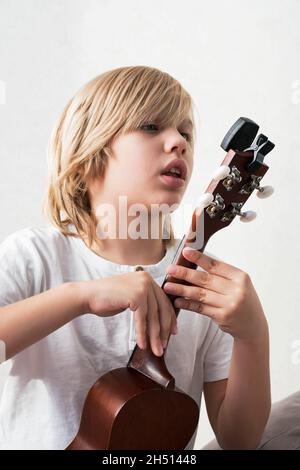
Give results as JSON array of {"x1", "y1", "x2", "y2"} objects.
[{"x1": 0, "y1": 0, "x2": 299, "y2": 449}]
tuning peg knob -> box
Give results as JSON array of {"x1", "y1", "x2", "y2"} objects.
[
  {"x1": 212, "y1": 165, "x2": 231, "y2": 182},
  {"x1": 195, "y1": 193, "x2": 214, "y2": 216},
  {"x1": 256, "y1": 185, "x2": 274, "y2": 199},
  {"x1": 240, "y1": 210, "x2": 257, "y2": 222},
  {"x1": 196, "y1": 193, "x2": 214, "y2": 208}
]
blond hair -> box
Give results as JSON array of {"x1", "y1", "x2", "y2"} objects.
[{"x1": 43, "y1": 65, "x2": 196, "y2": 251}]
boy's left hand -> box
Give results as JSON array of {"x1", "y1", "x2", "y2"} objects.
[{"x1": 163, "y1": 247, "x2": 267, "y2": 342}]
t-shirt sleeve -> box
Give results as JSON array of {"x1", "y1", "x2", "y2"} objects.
[
  {"x1": 0, "y1": 230, "x2": 44, "y2": 306},
  {"x1": 203, "y1": 325, "x2": 234, "y2": 382}
]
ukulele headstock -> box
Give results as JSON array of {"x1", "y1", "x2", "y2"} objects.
[{"x1": 187, "y1": 117, "x2": 275, "y2": 250}]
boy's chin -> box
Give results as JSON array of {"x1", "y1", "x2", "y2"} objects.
[{"x1": 155, "y1": 193, "x2": 182, "y2": 206}]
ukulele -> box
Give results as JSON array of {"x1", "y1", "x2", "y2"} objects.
[{"x1": 66, "y1": 117, "x2": 275, "y2": 450}]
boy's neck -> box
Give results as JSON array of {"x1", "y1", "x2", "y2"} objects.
[{"x1": 84, "y1": 237, "x2": 167, "y2": 266}]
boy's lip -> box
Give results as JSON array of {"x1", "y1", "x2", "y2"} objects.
[
  {"x1": 159, "y1": 174, "x2": 185, "y2": 188},
  {"x1": 160, "y1": 159, "x2": 187, "y2": 181}
]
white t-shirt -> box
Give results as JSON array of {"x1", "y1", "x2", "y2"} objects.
[{"x1": 0, "y1": 225, "x2": 233, "y2": 450}]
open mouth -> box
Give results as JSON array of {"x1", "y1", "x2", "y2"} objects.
[
  {"x1": 160, "y1": 159, "x2": 187, "y2": 188},
  {"x1": 162, "y1": 169, "x2": 182, "y2": 178}
]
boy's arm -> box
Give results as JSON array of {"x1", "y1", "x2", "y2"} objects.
[
  {"x1": 0, "y1": 282, "x2": 86, "y2": 362},
  {"x1": 203, "y1": 326, "x2": 271, "y2": 450}
]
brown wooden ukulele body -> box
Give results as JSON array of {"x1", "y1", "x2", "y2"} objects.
[{"x1": 66, "y1": 345, "x2": 199, "y2": 450}]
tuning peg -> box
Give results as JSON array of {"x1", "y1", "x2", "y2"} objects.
[
  {"x1": 212, "y1": 165, "x2": 231, "y2": 182},
  {"x1": 256, "y1": 185, "x2": 274, "y2": 199},
  {"x1": 196, "y1": 193, "x2": 214, "y2": 208},
  {"x1": 239, "y1": 210, "x2": 257, "y2": 222},
  {"x1": 195, "y1": 193, "x2": 214, "y2": 217}
]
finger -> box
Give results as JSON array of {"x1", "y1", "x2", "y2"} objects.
[
  {"x1": 174, "y1": 297, "x2": 222, "y2": 320},
  {"x1": 151, "y1": 283, "x2": 171, "y2": 349},
  {"x1": 182, "y1": 247, "x2": 239, "y2": 280},
  {"x1": 133, "y1": 294, "x2": 148, "y2": 351},
  {"x1": 166, "y1": 264, "x2": 230, "y2": 295},
  {"x1": 147, "y1": 285, "x2": 163, "y2": 357},
  {"x1": 163, "y1": 282, "x2": 226, "y2": 308},
  {"x1": 152, "y1": 281, "x2": 178, "y2": 344},
  {"x1": 170, "y1": 313, "x2": 178, "y2": 336}
]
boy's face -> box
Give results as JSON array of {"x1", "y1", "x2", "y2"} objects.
[{"x1": 95, "y1": 119, "x2": 194, "y2": 212}]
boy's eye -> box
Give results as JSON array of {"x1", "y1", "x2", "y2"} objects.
[
  {"x1": 181, "y1": 132, "x2": 191, "y2": 141},
  {"x1": 140, "y1": 123, "x2": 191, "y2": 141},
  {"x1": 141, "y1": 123, "x2": 158, "y2": 132}
]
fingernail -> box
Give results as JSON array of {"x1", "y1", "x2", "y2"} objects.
[
  {"x1": 184, "y1": 247, "x2": 197, "y2": 253},
  {"x1": 157, "y1": 345, "x2": 164, "y2": 356},
  {"x1": 167, "y1": 265, "x2": 176, "y2": 274},
  {"x1": 162, "y1": 339, "x2": 168, "y2": 348}
]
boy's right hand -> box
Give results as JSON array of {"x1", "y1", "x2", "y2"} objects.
[{"x1": 79, "y1": 272, "x2": 178, "y2": 357}]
